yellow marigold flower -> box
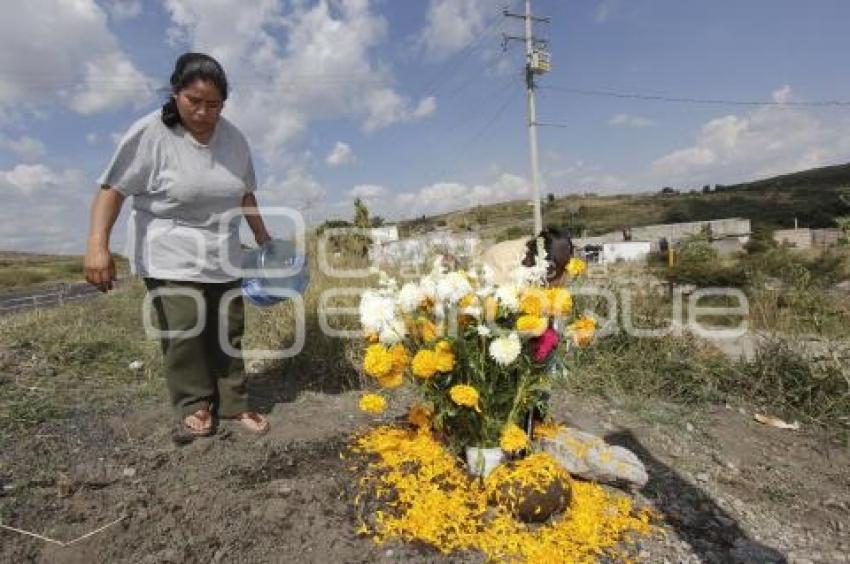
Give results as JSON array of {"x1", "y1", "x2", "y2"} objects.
[
  {"x1": 417, "y1": 318, "x2": 438, "y2": 342},
  {"x1": 376, "y1": 368, "x2": 404, "y2": 389},
  {"x1": 533, "y1": 420, "x2": 561, "y2": 440},
  {"x1": 358, "y1": 393, "x2": 386, "y2": 415},
  {"x1": 433, "y1": 340, "x2": 455, "y2": 372},
  {"x1": 568, "y1": 315, "x2": 597, "y2": 347},
  {"x1": 566, "y1": 257, "x2": 587, "y2": 277},
  {"x1": 545, "y1": 287, "x2": 573, "y2": 316},
  {"x1": 459, "y1": 294, "x2": 476, "y2": 308},
  {"x1": 516, "y1": 314, "x2": 548, "y2": 337},
  {"x1": 408, "y1": 403, "x2": 433, "y2": 429},
  {"x1": 363, "y1": 343, "x2": 393, "y2": 378},
  {"x1": 520, "y1": 290, "x2": 546, "y2": 316},
  {"x1": 365, "y1": 331, "x2": 380, "y2": 343},
  {"x1": 435, "y1": 351, "x2": 455, "y2": 373},
  {"x1": 500, "y1": 423, "x2": 529, "y2": 453},
  {"x1": 411, "y1": 349, "x2": 438, "y2": 379},
  {"x1": 390, "y1": 344, "x2": 409, "y2": 371},
  {"x1": 449, "y1": 384, "x2": 481, "y2": 413}
]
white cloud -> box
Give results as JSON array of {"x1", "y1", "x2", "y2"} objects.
[
  {"x1": 420, "y1": 0, "x2": 489, "y2": 60},
  {"x1": 0, "y1": 164, "x2": 62, "y2": 195},
  {"x1": 0, "y1": 164, "x2": 99, "y2": 253},
  {"x1": 363, "y1": 90, "x2": 436, "y2": 132},
  {"x1": 164, "y1": 0, "x2": 433, "y2": 165},
  {"x1": 0, "y1": 1, "x2": 154, "y2": 116},
  {"x1": 350, "y1": 184, "x2": 386, "y2": 199},
  {"x1": 392, "y1": 173, "x2": 530, "y2": 217},
  {"x1": 0, "y1": 135, "x2": 47, "y2": 161},
  {"x1": 594, "y1": 2, "x2": 612, "y2": 23},
  {"x1": 102, "y1": 0, "x2": 142, "y2": 20},
  {"x1": 608, "y1": 113, "x2": 654, "y2": 128},
  {"x1": 648, "y1": 85, "x2": 850, "y2": 187},
  {"x1": 325, "y1": 141, "x2": 356, "y2": 167}
]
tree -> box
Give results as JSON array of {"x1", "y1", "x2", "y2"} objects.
[
  {"x1": 353, "y1": 198, "x2": 370, "y2": 228},
  {"x1": 546, "y1": 193, "x2": 555, "y2": 204},
  {"x1": 370, "y1": 216, "x2": 385, "y2": 228}
]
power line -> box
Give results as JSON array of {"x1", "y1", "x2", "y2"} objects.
[
  {"x1": 431, "y1": 76, "x2": 524, "y2": 182},
  {"x1": 538, "y1": 84, "x2": 850, "y2": 108}
]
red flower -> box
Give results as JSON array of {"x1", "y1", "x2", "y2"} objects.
[{"x1": 532, "y1": 327, "x2": 560, "y2": 362}]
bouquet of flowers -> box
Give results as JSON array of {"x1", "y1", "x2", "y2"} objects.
[{"x1": 357, "y1": 239, "x2": 593, "y2": 462}]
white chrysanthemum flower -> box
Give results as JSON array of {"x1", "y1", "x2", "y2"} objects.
[
  {"x1": 494, "y1": 285, "x2": 519, "y2": 312},
  {"x1": 476, "y1": 324, "x2": 492, "y2": 337},
  {"x1": 419, "y1": 276, "x2": 437, "y2": 302},
  {"x1": 398, "y1": 282, "x2": 424, "y2": 313},
  {"x1": 489, "y1": 332, "x2": 521, "y2": 366},
  {"x1": 379, "y1": 318, "x2": 407, "y2": 345},
  {"x1": 359, "y1": 291, "x2": 398, "y2": 334},
  {"x1": 461, "y1": 306, "x2": 482, "y2": 319},
  {"x1": 436, "y1": 272, "x2": 473, "y2": 304},
  {"x1": 430, "y1": 256, "x2": 447, "y2": 275},
  {"x1": 475, "y1": 284, "x2": 495, "y2": 298},
  {"x1": 481, "y1": 264, "x2": 495, "y2": 287}
]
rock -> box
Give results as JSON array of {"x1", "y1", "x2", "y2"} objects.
[
  {"x1": 268, "y1": 478, "x2": 295, "y2": 497},
  {"x1": 128, "y1": 360, "x2": 144, "y2": 371},
  {"x1": 696, "y1": 472, "x2": 709, "y2": 483},
  {"x1": 538, "y1": 428, "x2": 649, "y2": 488},
  {"x1": 686, "y1": 422, "x2": 695, "y2": 433},
  {"x1": 56, "y1": 472, "x2": 75, "y2": 498},
  {"x1": 70, "y1": 460, "x2": 116, "y2": 488},
  {"x1": 123, "y1": 467, "x2": 137, "y2": 479},
  {"x1": 488, "y1": 469, "x2": 571, "y2": 523}
]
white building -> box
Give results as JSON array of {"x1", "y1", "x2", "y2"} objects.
[
  {"x1": 370, "y1": 225, "x2": 399, "y2": 245},
  {"x1": 602, "y1": 241, "x2": 652, "y2": 264}
]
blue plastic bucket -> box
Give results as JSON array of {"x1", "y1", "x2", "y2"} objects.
[{"x1": 241, "y1": 239, "x2": 309, "y2": 307}]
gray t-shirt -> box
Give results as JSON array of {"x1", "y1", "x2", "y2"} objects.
[{"x1": 98, "y1": 110, "x2": 256, "y2": 283}]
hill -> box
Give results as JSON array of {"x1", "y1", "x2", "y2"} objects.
[{"x1": 400, "y1": 162, "x2": 850, "y2": 241}]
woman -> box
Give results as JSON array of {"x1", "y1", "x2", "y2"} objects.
[
  {"x1": 479, "y1": 226, "x2": 574, "y2": 286},
  {"x1": 85, "y1": 52, "x2": 271, "y2": 437}
]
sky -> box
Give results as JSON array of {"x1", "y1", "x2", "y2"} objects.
[{"x1": 2, "y1": 0, "x2": 850, "y2": 254}]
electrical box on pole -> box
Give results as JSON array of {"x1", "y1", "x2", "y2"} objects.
[{"x1": 530, "y1": 49, "x2": 551, "y2": 74}]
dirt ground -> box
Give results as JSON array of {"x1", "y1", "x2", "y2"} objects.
[{"x1": 1, "y1": 366, "x2": 848, "y2": 563}]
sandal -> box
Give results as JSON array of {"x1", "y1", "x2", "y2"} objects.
[
  {"x1": 183, "y1": 406, "x2": 214, "y2": 437},
  {"x1": 232, "y1": 412, "x2": 270, "y2": 435}
]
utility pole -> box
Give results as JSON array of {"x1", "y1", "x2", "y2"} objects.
[{"x1": 504, "y1": 0, "x2": 551, "y2": 236}]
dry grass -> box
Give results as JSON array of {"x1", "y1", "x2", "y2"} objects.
[{"x1": 0, "y1": 252, "x2": 130, "y2": 291}]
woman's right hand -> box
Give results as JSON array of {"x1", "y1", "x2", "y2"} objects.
[{"x1": 84, "y1": 245, "x2": 116, "y2": 292}]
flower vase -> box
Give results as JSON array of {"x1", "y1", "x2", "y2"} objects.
[{"x1": 465, "y1": 446, "x2": 505, "y2": 478}]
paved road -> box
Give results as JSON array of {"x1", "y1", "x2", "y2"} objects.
[{"x1": 0, "y1": 279, "x2": 125, "y2": 316}]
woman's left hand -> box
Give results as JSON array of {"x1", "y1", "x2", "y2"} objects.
[{"x1": 255, "y1": 231, "x2": 272, "y2": 246}]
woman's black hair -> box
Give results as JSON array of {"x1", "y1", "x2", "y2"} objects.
[
  {"x1": 522, "y1": 226, "x2": 574, "y2": 282},
  {"x1": 161, "y1": 52, "x2": 229, "y2": 128}
]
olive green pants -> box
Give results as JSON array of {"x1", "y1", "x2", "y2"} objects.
[{"x1": 144, "y1": 278, "x2": 249, "y2": 419}]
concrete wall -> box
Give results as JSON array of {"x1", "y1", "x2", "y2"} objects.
[
  {"x1": 774, "y1": 228, "x2": 812, "y2": 250},
  {"x1": 575, "y1": 218, "x2": 752, "y2": 251},
  {"x1": 630, "y1": 218, "x2": 751, "y2": 242},
  {"x1": 812, "y1": 228, "x2": 841, "y2": 248}
]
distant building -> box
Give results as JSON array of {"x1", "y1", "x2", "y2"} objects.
[
  {"x1": 601, "y1": 241, "x2": 652, "y2": 264},
  {"x1": 575, "y1": 217, "x2": 752, "y2": 256},
  {"x1": 370, "y1": 225, "x2": 399, "y2": 245}
]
